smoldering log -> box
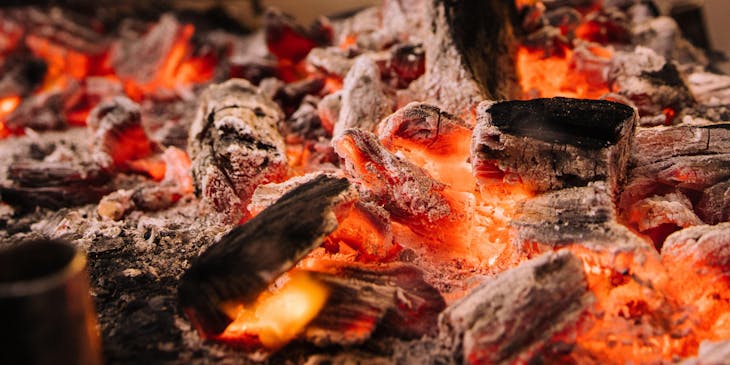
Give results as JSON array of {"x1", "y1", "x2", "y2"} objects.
[
  {"x1": 378, "y1": 102, "x2": 472, "y2": 155},
  {"x1": 421, "y1": 0, "x2": 519, "y2": 115},
  {"x1": 332, "y1": 55, "x2": 395, "y2": 139},
  {"x1": 439, "y1": 251, "x2": 592, "y2": 365},
  {"x1": 178, "y1": 175, "x2": 355, "y2": 337},
  {"x1": 471, "y1": 97, "x2": 636, "y2": 195},
  {"x1": 621, "y1": 123, "x2": 730, "y2": 219},
  {"x1": 188, "y1": 78, "x2": 288, "y2": 222},
  {"x1": 304, "y1": 263, "x2": 445, "y2": 346}
]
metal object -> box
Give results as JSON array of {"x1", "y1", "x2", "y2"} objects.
[{"x1": 0, "y1": 240, "x2": 103, "y2": 365}]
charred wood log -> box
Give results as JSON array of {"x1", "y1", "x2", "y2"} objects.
[
  {"x1": 333, "y1": 55, "x2": 395, "y2": 139},
  {"x1": 304, "y1": 263, "x2": 445, "y2": 346},
  {"x1": 439, "y1": 251, "x2": 592, "y2": 365},
  {"x1": 471, "y1": 97, "x2": 636, "y2": 195},
  {"x1": 421, "y1": 0, "x2": 519, "y2": 115},
  {"x1": 188, "y1": 78, "x2": 288, "y2": 222},
  {"x1": 178, "y1": 175, "x2": 355, "y2": 337},
  {"x1": 7, "y1": 161, "x2": 109, "y2": 188}
]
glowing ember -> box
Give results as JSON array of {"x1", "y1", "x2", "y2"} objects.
[
  {"x1": 217, "y1": 271, "x2": 329, "y2": 350},
  {"x1": 0, "y1": 96, "x2": 20, "y2": 137}
]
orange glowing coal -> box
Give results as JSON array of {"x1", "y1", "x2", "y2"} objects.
[
  {"x1": 217, "y1": 271, "x2": 329, "y2": 351},
  {"x1": 517, "y1": 45, "x2": 610, "y2": 99}
]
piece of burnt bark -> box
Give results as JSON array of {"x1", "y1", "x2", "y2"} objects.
[
  {"x1": 471, "y1": 97, "x2": 637, "y2": 195},
  {"x1": 304, "y1": 263, "x2": 446, "y2": 346},
  {"x1": 439, "y1": 251, "x2": 592, "y2": 365},
  {"x1": 188, "y1": 78, "x2": 288, "y2": 222},
  {"x1": 378, "y1": 102, "x2": 472, "y2": 155},
  {"x1": 621, "y1": 123, "x2": 730, "y2": 219},
  {"x1": 334, "y1": 129, "x2": 470, "y2": 248},
  {"x1": 333, "y1": 55, "x2": 395, "y2": 139},
  {"x1": 178, "y1": 175, "x2": 355, "y2": 337},
  {"x1": 607, "y1": 47, "x2": 695, "y2": 122},
  {"x1": 421, "y1": 0, "x2": 519, "y2": 116}
]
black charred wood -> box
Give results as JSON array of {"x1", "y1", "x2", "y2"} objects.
[
  {"x1": 178, "y1": 175, "x2": 353, "y2": 337},
  {"x1": 439, "y1": 251, "x2": 591, "y2": 365},
  {"x1": 0, "y1": 185, "x2": 114, "y2": 210},
  {"x1": 188, "y1": 78, "x2": 288, "y2": 222},
  {"x1": 7, "y1": 161, "x2": 110, "y2": 187},
  {"x1": 472, "y1": 97, "x2": 636, "y2": 194}
]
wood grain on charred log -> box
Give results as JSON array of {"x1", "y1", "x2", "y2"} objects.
[
  {"x1": 472, "y1": 97, "x2": 637, "y2": 195},
  {"x1": 439, "y1": 251, "x2": 592, "y2": 365},
  {"x1": 188, "y1": 78, "x2": 287, "y2": 222},
  {"x1": 178, "y1": 175, "x2": 354, "y2": 337}
]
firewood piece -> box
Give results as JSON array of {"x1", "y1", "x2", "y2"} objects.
[
  {"x1": 421, "y1": 0, "x2": 519, "y2": 115},
  {"x1": 188, "y1": 78, "x2": 288, "y2": 222},
  {"x1": 334, "y1": 129, "x2": 463, "y2": 240},
  {"x1": 472, "y1": 97, "x2": 636, "y2": 195},
  {"x1": 607, "y1": 47, "x2": 695, "y2": 120},
  {"x1": 621, "y1": 123, "x2": 730, "y2": 214},
  {"x1": 378, "y1": 102, "x2": 472, "y2": 155},
  {"x1": 512, "y1": 183, "x2": 648, "y2": 251},
  {"x1": 87, "y1": 96, "x2": 153, "y2": 169},
  {"x1": 304, "y1": 263, "x2": 446, "y2": 345},
  {"x1": 439, "y1": 251, "x2": 591, "y2": 365},
  {"x1": 178, "y1": 175, "x2": 354, "y2": 337},
  {"x1": 333, "y1": 55, "x2": 395, "y2": 139}
]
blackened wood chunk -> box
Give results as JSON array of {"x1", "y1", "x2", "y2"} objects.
[
  {"x1": 439, "y1": 251, "x2": 591, "y2": 365},
  {"x1": 178, "y1": 175, "x2": 354, "y2": 337},
  {"x1": 422, "y1": 0, "x2": 519, "y2": 115},
  {"x1": 188, "y1": 78, "x2": 288, "y2": 222},
  {"x1": 304, "y1": 263, "x2": 445, "y2": 346},
  {"x1": 472, "y1": 97, "x2": 636, "y2": 194},
  {"x1": 333, "y1": 55, "x2": 395, "y2": 139},
  {"x1": 7, "y1": 161, "x2": 109, "y2": 188},
  {"x1": 0, "y1": 185, "x2": 114, "y2": 210}
]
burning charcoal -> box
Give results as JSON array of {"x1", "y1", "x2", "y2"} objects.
[
  {"x1": 317, "y1": 91, "x2": 341, "y2": 134},
  {"x1": 333, "y1": 55, "x2": 395, "y2": 139},
  {"x1": 607, "y1": 47, "x2": 695, "y2": 121},
  {"x1": 334, "y1": 129, "x2": 473, "y2": 255},
  {"x1": 0, "y1": 185, "x2": 114, "y2": 210},
  {"x1": 304, "y1": 263, "x2": 446, "y2": 345},
  {"x1": 511, "y1": 182, "x2": 647, "y2": 251},
  {"x1": 269, "y1": 77, "x2": 325, "y2": 116},
  {"x1": 662, "y1": 223, "x2": 730, "y2": 271},
  {"x1": 281, "y1": 95, "x2": 328, "y2": 142},
  {"x1": 439, "y1": 251, "x2": 592, "y2": 365},
  {"x1": 110, "y1": 14, "x2": 183, "y2": 86},
  {"x1": 471, "y1": 97, "x2": 636, "y2": 195},
  {"x1": 8, "y1": 161, "x2": 109, "y2": 187},
  {"x1": 627, "y1": 192, "x2": 703, "y2": 248},
  {"x1": 87, "y1": 96, "x2": 153, "y2": 169},
  {"x1": 388, "y1": 43, "x2": 425, "y2": 88},
  {"x1": 15, "y1": 7, "x2": 107, "y2": 55},
  {"x1": 188, "y1": 79, "x2": 288, "y2": 222},
  {"x1": 264, "y1": 8, "x2": 332, "y2": 63},
  {"x1": 575, "y1": 7, "x2": 631, "y2": 44},
  {"x1": 178, "y1": 175, "x2": 355, "y2": 337},
  {"x1": 679, "y1": 340, "x2": 730, "y2": 365},
  {"x1": 4, "y1": 85, "x2": 77, "y2": 131},
  {"x1": 378, "y1": 102, "x2": 472, "y2": 156},
  {"x1": 621, "y1": 123, "x2": 730, "y2": 216},
  {"x1": 325, "y1": 201, "x2": 395, "y2": 261},
  {"x1": 306, "y1": 47, "x2": 356, "y2": 79},
  {"x1": 421, "y1": 0, "x2": 518, "y2": 115},
  {"x1": 697, "y1": 181, "x2": 730, "y2": 225},
  {"x1": 632, "y1": 16, "x2": 708, "y2": 66},
  {"x1": 247, "y1": 172, "x2": 335, "y2": 215}
]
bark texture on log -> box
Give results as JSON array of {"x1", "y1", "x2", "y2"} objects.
[
  {"x1": 188, "y1": 78, "x2": 287, "y2": 222},
  {"x1": 178, "y1": 175, "x2": 354, "y2": 337},
  {"x1": 439, "y1": 251, "x2": 592, "y2": 365},
  {"x1": 472, "y1": 98, "x2": 636, "y2": 195}
]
